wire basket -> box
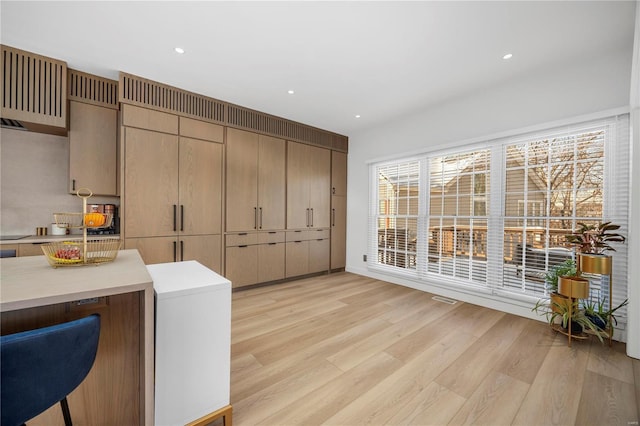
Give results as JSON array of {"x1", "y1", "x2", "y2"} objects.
[
  {"x1": 41, "y1": 239, "x2": 121, "y2": 267},
  {"x1": 53, "y1": 213, "x2": 113, "y2": 229}
]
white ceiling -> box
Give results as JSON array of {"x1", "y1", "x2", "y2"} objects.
[{"x1": 0, "y1": 1, "x2": 636, "y2": 136}]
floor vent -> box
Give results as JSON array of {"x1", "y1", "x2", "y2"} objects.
[{"x1": 432, "y1": 295, "x2": 457, "y2": 305}]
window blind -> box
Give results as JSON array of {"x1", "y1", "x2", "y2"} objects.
[{"x1": 368, "y1": 114, "x2": 630, "y2": 328}]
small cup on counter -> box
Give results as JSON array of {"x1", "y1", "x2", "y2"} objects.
[{"x1": 51, "y1": 223, "x2": 69, "y2": 236}]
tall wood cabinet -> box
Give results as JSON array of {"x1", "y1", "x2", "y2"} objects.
[
  {"x1": 68, "y1": 100, "x2": 118, "y2": 195},
  {"x1": 122, "y1": 105, "x2": 223, "y2": 273},
  {"x1": 226, "y1": 128, "x2": 285, "y2": 231},
  {"x1": 331, "y1": 151, "x2": 347, "y2": 270},
  {"x1": 225, "y1": 128, "x2": 286, "y2": 288},
  {"x1": 287, "y1": 141, "x2": 331, "y2": 229}
]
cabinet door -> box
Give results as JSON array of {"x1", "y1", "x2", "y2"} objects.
[
  {"x1": 309, "y1": 238, "x2": 330, "y2": 273},
  {"x1": 331, "y1": 195, "x2": 347, "y2": 269},
  {"x1": 69, "y1": 101, "x2": 117, "y2": 195},
  {"x1": 308, "y1": 145, "x2": 331, "y2": 228},
  {"x1": 225, "y1": 245, "x2": 259, "y2": 288},
  {"x1": 331, "y1": 151, "x2": 347, "y2": 197},
  {"x1": 226, "y1": 129, "x2": 259, "y2": 232},
  {"x1": 124, "y1": 127, "x2": 179, "y2": 238},
  {"x1": 258, "y1": 135, "x2": 286, "y2": 230},
  {"x1": 125, "y1": 236, "x2": 177, "y2": 265},
  {"x1": 258, "y1": 242, "x2": 285, "y2": 282},
  {"x1": 179, "y1": 137, "x2": 222, "y2": 235},
  {"x1": 180, "y1": 234, "x2": 221, "y2": 274},
  {"x1": 286, "y1": 141, "x2": 310, "y2": 229},
  {"x1": 285, "y1": 240, "x2": 309, "y2": 278}
]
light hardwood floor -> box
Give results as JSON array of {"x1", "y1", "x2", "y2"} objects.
[{"x1": 229, "y1": 272, "x2": 640, "y2": 426}]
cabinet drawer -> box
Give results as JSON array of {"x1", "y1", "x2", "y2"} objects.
[
  {"x1": 286, "y1": 230, "x2": 308, "y2": 242},
  {"x1": 19, "y1": 243, "x2": 46, "y2": 257},
  {"x1": 258, "y1": 231, "x2": 285, "y2": 244},
  {"x1": 308, "y1": 229, "x2": 330, "y2": 240},
  {"x1": 226, "y1": 232, "x2": 258, "y2": 247}
]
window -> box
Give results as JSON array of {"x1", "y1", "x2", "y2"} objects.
[
  {"x1": 427, "y1": 150, "x2": 490, "y2": 283},
  {"x1": 374, "y1": 161, "x2": 419, "y2": 270},
  {"x1": 369, "y1": 115, "x2": 629, "y2": 321}
]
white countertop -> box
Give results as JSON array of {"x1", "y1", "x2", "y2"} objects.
[
  {"x1": 0, "y1": 234, "x2": 120, "y2": 245},
  {"x1": 0, "y1": 249, "x2": 150, "y2": 312}
]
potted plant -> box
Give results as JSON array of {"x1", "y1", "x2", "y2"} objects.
[
  {"x1": 532, "y1": 296, "x2": 603, "y2": 341},
  {"x1": 565, "y1": 222, "x2": 625, "y2": 274},
  {"x1": 544, "y1": 259, "x2": 576, "y2": 294},
  {"x1": 583, "y1": 296, "x2": 628, "y2": 331}
]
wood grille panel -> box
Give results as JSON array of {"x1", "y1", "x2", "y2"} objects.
[
  {"x1": 1, "y1": 45, "x2": 66, "y2": 129},
  {"x1": 120, "y1": 72, "x2": 347, "y2": 152},
  {"x1": 119, "y1": 73, "x2": 225, "y2": 124},
  {"x1": 68, "y1": 69, "x2": 118, "y2": 109}
]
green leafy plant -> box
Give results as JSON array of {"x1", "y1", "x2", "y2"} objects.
[
  {"x1": 532, "y1": 297, "x2": 605, "y2": 342},
  {"x1": 565, "y1": 222, "x2": 626, "y2": 254},
  {"x1": 584, "y1": 296, "x2": 629, "y2": 330},
  {"x1": 544, "y1": 259, "x2": 576, "y2": 293}
]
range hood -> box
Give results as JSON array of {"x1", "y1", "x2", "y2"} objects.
[{"x1": 1, "y1": 45, "x2": 68, "y2": 136}]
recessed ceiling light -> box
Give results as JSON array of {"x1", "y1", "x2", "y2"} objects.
[
  {"x1": 355, "y1": 115, "x2": 361, "y2": 119},
  {"x1": 174, "y1": 47, "x2": 185, "y2": 54},
  {"x1": 288, "y1": 90, "x2": 295, "y2": 95},
  {"x1": 503, "y1": 53, "x2": 513, "y2": 60}
]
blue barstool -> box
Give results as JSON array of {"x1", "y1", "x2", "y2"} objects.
[{"x1": 1, "y1": 314, "x2": 101, "y2": 426}]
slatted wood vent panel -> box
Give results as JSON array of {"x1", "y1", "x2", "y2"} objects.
[
  {"x1": 1, "y1": 45, "x2": 67, "y2": 131},
  {"x1": 68, "y1": 69, "x2": 118, "y2": 109},
  {"x1": 120, "y1": 72, "x2": 348, "y2": 152},
  {"x1": 227, "y1": 104, "x2": 348, "y2": 152},
  {"x1": 119, "y1": 72, "x2": 225, "y2": 125}
]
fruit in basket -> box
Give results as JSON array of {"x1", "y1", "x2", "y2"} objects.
[
  {"x1": 84, "y1": 212, "x2": 106, "y2": 227},
  {"x1": 54, "y1": 246, "x2": 82, "y2": 260}
]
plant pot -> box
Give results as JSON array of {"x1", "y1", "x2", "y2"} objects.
[
  {"x1": 585, "y1": 313, "x2": 607, "y2": 331},
  {"x1": 558, "y1": 276, "x2": 589, "y2": 299},
  {"x1": 562, "y1": 320, "x2": 583, "y2": 334},
  {"x1": 550, "y1": 292, "x2": 569, "y2": 314},
  {"x1": 578, "y1": 253, "x2": 612, "y2": 275}
]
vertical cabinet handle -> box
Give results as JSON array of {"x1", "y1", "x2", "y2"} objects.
[
  {"x1": 173, "y1": 205, "x2": 177, "y2": 232},
  {"x1": 306, "y1": 208, "x2": 310, "y2": 227},
  {"x1": 310, "y1": 208, "x2": 314, "y2": 227},
  {"x1": 180, "y1": 240, "x2": 184, "y2": 261},
  {"x1": 72, "y1": 179, "x2": 76, "y2": 192},
  {"x1": 173, "y1": 241, "x2": 177, "y2": 262},
  {"x1": 254, "y1": 207, "x2": 257, "y2": 229},
  {"x1": 259, "y1": 207, "x2": 263, "y2": 229},
  {"x1": 332, "y1": 208, "x2": 336, "y2": 227},
  {"x1": 332, "y1": 187, "x2": 336, "y2": 195},
  {"x1": 180, "y1": 205, "x2": 184, "y2": 232}
]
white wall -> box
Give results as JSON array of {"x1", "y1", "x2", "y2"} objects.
[
  {"x1": 0, "y1": 128, "x2": 118, "y2": 235},
  {"x1": 625, "y1": 1, "x2": 640, "y2": 359},
  {"x1": 346, "y1": 47, "x2": 634, "y2": 323}
]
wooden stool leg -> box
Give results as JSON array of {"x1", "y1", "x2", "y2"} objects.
[{"x1": 186, "y1": 404, "x2": 232, "y2": 426}]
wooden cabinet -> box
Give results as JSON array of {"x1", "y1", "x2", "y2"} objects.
[
  {"x1": 69, "y1": 101, "x2": 118, "y2": 195},
  {"x1": 225, "y1": 231, "x2": 285, "y2": 288},
  {"x1": 331, "y1": 151, "x2": 347, "y2": 196},
  {"x1": 330, "y1": 150, "x2": 347, "y2": 270},
  {"x1": 226, "y1": 128, "x2": 285, "y2": 232},
  {"x1": 287, "y1": 141, "x2": 331, "y2": 229},
  {"x1": 123, "y1": 127, "x2": 179, "y2": 238},
  {"x1": 285, "y1": 229, "x2": 330, "y2": 278},
  {"x1": 124, "y1": 235, "x2": 221, "y2": 273},
  {"x1": 122, "y1": 105, "x2": 223, "y2": 272},
  {"x1": 331, "y1": 195, "x2": 347, "y2": 270}
]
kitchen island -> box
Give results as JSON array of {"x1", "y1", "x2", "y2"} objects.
[{"x1": 0, "y1": 249, "x2": 154, "y2": 425}]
